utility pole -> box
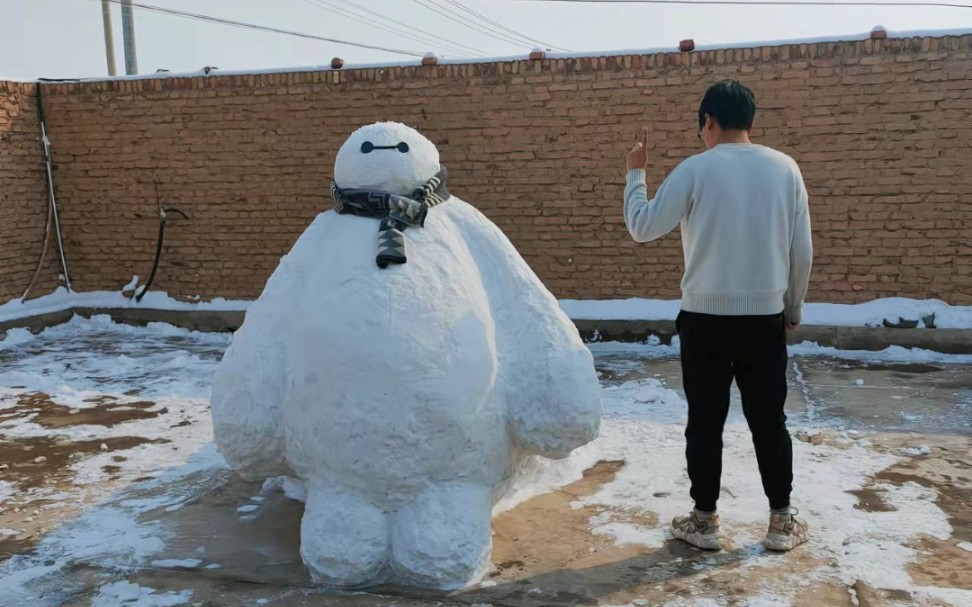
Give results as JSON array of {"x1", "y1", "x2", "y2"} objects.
[
  {"x1": 101, "y1": 0, "x2": 117, "y2": 76},
  {"x1": 121, "y1": 0, "x2": 139, "y2": 75}
]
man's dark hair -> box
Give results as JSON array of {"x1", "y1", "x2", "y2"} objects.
[{"x1": 698, "y1": 80, "x2": 756, "y2": 131}]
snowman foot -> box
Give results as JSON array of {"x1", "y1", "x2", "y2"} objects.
[
  {"x1": 391, "y1": 483, "x2": 492, "y2": 590},
  {"x1": 300, "y1": 483, "x2": 389, "y2": 587}
]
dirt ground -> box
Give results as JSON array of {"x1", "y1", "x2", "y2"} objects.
[
  {"x1": 1, "y1": 324, "x2": 970, "y2": 606},
  {"x1": 5, "y1": 431, "x2": 964, "y2": 607},
  {"x1": 4, "y1": 427, "x2": 969, "y2": 607}
]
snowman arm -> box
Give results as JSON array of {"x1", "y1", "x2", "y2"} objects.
[
  {"x1": 211, "y1": 330, "x2": 290, "y2": 480},
  {"x1": 212, "y1": 217, "x2": 322, "y2": 479},
  {"x1": 454, "y1": 203, "x2": 601, "y2": 459},
  {"x1": 505, "y1": 339, "x2": 602, "y2": 459}
]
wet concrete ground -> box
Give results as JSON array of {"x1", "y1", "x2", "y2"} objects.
[{"x1": 0, "y1": 325, "x2": 970, "y2": 606}]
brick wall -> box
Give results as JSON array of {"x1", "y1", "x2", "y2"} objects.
[
  {"x1": 0, "y1": 81, "x2": 59, "y2": 302},
  {"x1": 24, "y1": 34, "x2": 972, "y2": 304}
]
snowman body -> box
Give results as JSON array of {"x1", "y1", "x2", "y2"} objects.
[{"x1": 211, "y1": 122, "x2": 601, "y2": 590}]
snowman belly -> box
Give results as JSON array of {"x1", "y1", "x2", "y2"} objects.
[{"x1": 281, "y1": 216, "x2": 513, "y2": 507}]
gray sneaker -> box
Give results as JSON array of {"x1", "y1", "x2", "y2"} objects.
[
  {"x1": 764, "y1": 508, "x2": 809, "y2": 552},
  {"x1": 671, "y1": 510, "x2": 724, "y2": 550}
]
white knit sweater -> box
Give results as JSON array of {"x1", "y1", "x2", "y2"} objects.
[{"x1": 624, "y1": 144, "x2": 813, "y2": 324}]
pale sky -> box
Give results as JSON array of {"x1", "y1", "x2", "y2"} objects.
[{"x1": 3, "y1": 0, "x2": 971, "y2": 79}]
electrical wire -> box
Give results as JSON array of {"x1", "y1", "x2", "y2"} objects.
[
  {"x1": 98, "y1": 0, "x2": 427, "y2": 56},
  {"x1": 408, "y1": 0, "x2": 543, "y2": 48},
  {"x1": 300, "y1": 0, "x2": 481, "y2": 56},
  {"x1": 330, "y1": 0, "x2": 488, "y2": 55},
  {"x1": 423, "y1": 0, "x2": 553, "y2": 47},
  {"x1": 503, "y1": 0, "x2": 971, "y2": 8},
  {"x1": 441, "y1": 0, "x2": 572, "y2": 51}
]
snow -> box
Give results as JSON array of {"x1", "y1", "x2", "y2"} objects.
[
  {"x1": 0, "y1": 284, "x2": 249, "y2": 325},
  {"x1": 900, "y1": 445, "x2": 932, "y2": 457},
  {"x1": 590, "y1": 336, "x2": 972, "y2": 366},
  {"x1": 0, "y1": 314, "x2": 229, "y2": 404},
  {"x1": 0, "y1": 446, "x2": 228, "y2": 606},
  {"x1": 91, "y1": 581, "x2": 192, "y2": 607},
  {"x1": 0, "y1": 315, "x2": 228, "y2": 607},
  {"x1": 574, "y1": 378, "x2": 965, "y2": 603},
  {"x1": 211, "y1": 122, "x2": 601, "y2": 591},
  {"x1": 561, "y1": 298, "x2": 682, "y2": 322},
  {"x1": 5, "y1": 287, "x2": 970, "y2": 337},
  {"x1": 9, "y1": 27, "x2": 969, "y2": 84},
  {"x1": 150, "y1": 558, "x2": 202, "y2": 568},
  {"x1": 559, "y1": 297, "x2": 972, "y2": 329},
  {"x1": 787, "y1": 342, "x2": 972, "y2": 364},
  {"x1": 122, "y1": 275, "x2": 140, "y2": 292},
  {"x1": 590, "y1": 515, "x2": 667, "y2": 549},
  {"x1": 493, "y1": 445, "x2": 602, "y2": 514},
  {"x1": 0, "y1": 314, "x2": 969, "y2": 605}
]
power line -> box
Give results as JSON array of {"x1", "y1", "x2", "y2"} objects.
[
  {"x1": 331, "y1": 0, "x2": 488, "y2": 55},
  {"x1": 408, "y1": 0, "x2": 544, "y2": 48},
  {"x1": 98, "y1": 0, "x2": 427, "y2": 57},
  {"x1": 303, "y1": 0, "x2": 482, "y2": 56},
  {"x1": 441, "y1": 0, "x2": 572, "y2": 51},
  {"x1": 504, "y1": 0, "x2": 971, "y2": 8},
  {"x1": 422, "y1": 0, "x2": 553, "y2": 47},
  {"x1": 300, "y1": 0, "x2": 474, "y2": 56}
]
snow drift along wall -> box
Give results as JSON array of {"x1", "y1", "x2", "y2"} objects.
[
  {"x1": 14, "y1": 33, "x2": 972, "y2": 304},
  {"x1": 0, "y1": 81, "x2": 58, "y2": 302}
]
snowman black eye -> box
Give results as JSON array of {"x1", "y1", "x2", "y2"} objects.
[{"x1": 360, "y1": 141, "x2": 410, "y2": 154}]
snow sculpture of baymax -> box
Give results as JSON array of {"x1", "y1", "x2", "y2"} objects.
[{"x1": 211, "y1": 122, "x2": 601, "y2": 591}]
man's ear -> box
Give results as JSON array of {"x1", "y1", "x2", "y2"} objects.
[{"x1": 747, "y1": 122, "x2": 755, "y2": 135}]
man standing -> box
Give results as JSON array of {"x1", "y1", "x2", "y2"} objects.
[{"x1": 623, "y1": 80, "x2": 813, "y2": 552}]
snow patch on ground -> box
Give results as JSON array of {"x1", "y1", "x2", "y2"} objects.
[
  {"x1": 590, "y1": 514, "x2": 667, "y2": 549},
  {"x1": 1, "y1": 285, "x2": 249, "y2": 324},
  {"x1": 559, "y1": 297, "x2": 972, "y2": 329},
  {"x1": 6, "y1": 291, "x2": 971, "y2": 331},
  {"x1": 0, "y1": 446, "x2": 228, "y2": 605},
  {"x1": 574, "y1": 378, "x2": 965, "y2": 602},
  {"x1": 591, "y1": 337, "x2": 972, "y2": 365},
  {"x1": 788, "y1": 341, "x2": 972, "y2": 364},
  {"x1": 151, "y1": 558, "x2": 202, "y2": 568},
  {"x1": 91, "y1": 581, "x2": 192, "y2": 607},
  {"x1": 900, "y1": 445, "x2": 932, "y2": 457},
  {"x1": 494, "y1": 445, "x2": 603, "y2": 514},
  {"x1": 1, "y1": 314, "x2": 968, "y2": 606}
]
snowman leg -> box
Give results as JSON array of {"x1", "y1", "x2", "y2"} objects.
[
  {"x1": 300, "y1": 483, "x2": 390, "y2": 588},
  {"x1": 390, "y1": 483, "x2": 492, "y2": 590}
]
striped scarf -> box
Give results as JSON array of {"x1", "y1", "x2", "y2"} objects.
[{"x1": 330, "y1": 166, "x2": 451, "y2": 268}]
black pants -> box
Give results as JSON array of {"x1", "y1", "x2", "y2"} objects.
[{"x1": 676, "y1": 310, "x2": 793, "y2": 512}]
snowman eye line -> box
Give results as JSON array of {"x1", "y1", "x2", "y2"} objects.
[{"x1": 360, "y1": 141, "x2": 410, "y2": 154}]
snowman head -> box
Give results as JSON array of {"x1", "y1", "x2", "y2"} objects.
[{"x1": 334, "y1": 122, "x2": 440, "y2": 195}]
